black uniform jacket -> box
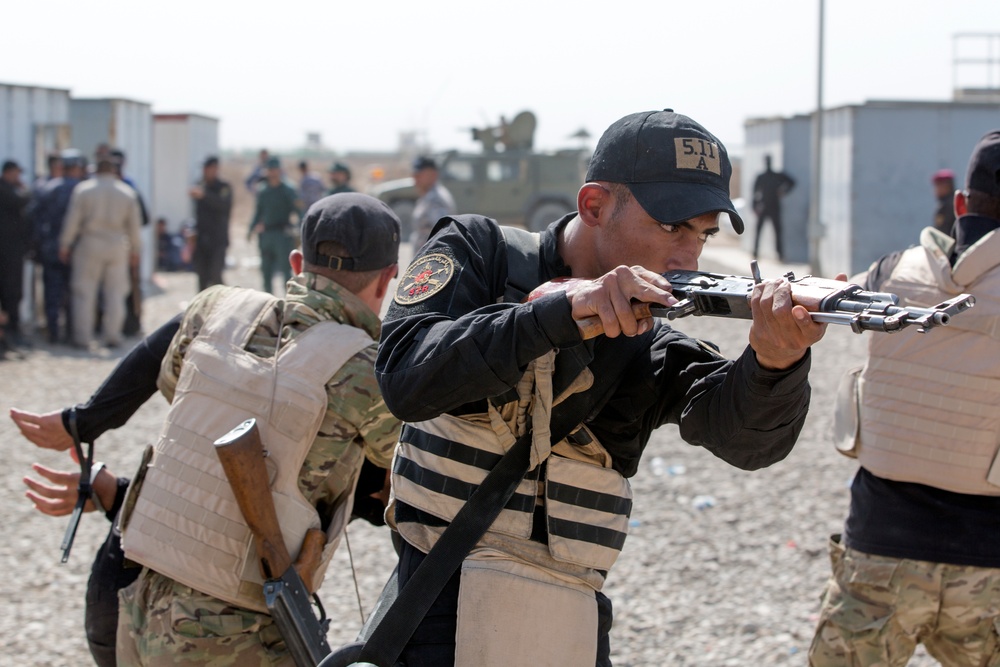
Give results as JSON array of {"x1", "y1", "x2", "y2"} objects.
[{"x1": 376, "y1": 214, "x2": 812, "y2": 478}]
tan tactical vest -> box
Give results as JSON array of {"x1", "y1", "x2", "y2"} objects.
[
  {"x1": 120, "y1": 289, "x2": 374, "y2": 612},
  {"x1": 391, "y1": 351, "x2": 634, "y2": 587},
  {"x1": 840, "y1": 227, "x2": 1000, "y2": 495}
]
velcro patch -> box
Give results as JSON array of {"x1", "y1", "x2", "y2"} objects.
[
  {"x1": 675, "y1": 138, "x2": 721, "y2": 175},
  {"x1": 395, "y1": 253, "x2": 455, "y2": 305}
]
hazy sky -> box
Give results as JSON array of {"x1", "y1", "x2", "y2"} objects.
[{"x1": 5, "y1": 0, "x2": 999, "y2": 155}]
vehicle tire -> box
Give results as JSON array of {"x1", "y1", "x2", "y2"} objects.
[
  {"x1": 526, "y1": 200, "x2": 572, "y2": 232},
  {"x1": 388, "y1": 198, "x2": 416, "y2": 241}
]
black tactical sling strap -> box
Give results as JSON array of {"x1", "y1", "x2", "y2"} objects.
[
  {"x1": 60, "y1": 408, "x2": 94, "y2": 563},
  {"x1": 319, "y1": 226, "x2": 547, "y2": 667}
]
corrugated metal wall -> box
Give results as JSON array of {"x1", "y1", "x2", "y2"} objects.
[
  {"x1": 152, "y1": 114, "x2": 220, "y2": 233},
  {"x1": 821, "y1": 101, "x2": 1000, "y2": 275},
  {"x1": 0, "y1": 83, "x2": 71, "y2": 178},
  {"x1": 746, "y1": 100, "x2": 1000, "y2": 276}
]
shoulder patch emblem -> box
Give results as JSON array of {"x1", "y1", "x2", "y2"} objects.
[{"x1": 395, "y1": 253, "x2": 455, "y2": 305}]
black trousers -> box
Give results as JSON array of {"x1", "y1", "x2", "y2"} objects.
[
  {"x1": 0, "y1": 249, "x2": 25, "y2": 334},
  {"x1": 192, "y1": 242, "x2": 227, "y2": 292},
  {"x1": 395, "y1": 539, "x2": 613, "y2": 666},
  {"x1": 85, "y1": 527, "x2": 141, "y2": 667},
  {"x1": 753, "y1": 209, "x2": 784, "y2": 261}
]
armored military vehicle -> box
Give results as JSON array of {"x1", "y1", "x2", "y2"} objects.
[{"x1": 373, "y1": 111, "x2": 588, "y2": 236}]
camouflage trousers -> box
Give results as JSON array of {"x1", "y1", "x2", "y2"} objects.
[
  {"x1": 116, "y1": 567, "x2": 294, "y2": 666},
  {"x1": 809, "y1": 535, "x2": 1000, "y2": 667}
]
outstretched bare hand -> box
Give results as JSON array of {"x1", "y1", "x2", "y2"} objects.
[{"x1": 10, "y1": 408, "x2": 73, "y2": 451}]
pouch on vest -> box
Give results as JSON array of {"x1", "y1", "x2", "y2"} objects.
[
  {"x1": 116, "y1": 443, "x2": 154, "y2": 537},
  {"x1": 544, "y1": 455, "x2": 632, "y2": 571},
  {"x1": 987, "y1": 449, "x2": 1000, "y2": 488},
  {"x1": 455, "y1": 550, "x2": 598, "y2": 667},
  {"x1": 833, "y1": 365, "x2": 863, "y2": 458}
]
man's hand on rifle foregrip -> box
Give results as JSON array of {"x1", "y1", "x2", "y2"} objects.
[{"x1": 747, "y1": 275, "x2": 839, "y2": 370}]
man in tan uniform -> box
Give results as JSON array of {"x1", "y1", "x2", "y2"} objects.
[{"x1": 59, "y1": 156, "x2": 142, "y2": 349}]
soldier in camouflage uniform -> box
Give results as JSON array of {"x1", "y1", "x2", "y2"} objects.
[
  {"x1": 111, "y1": 193, "x2": 401, "y2": 666},
  {"x1": 12, "y1": 193, "x2": 398, "y2": 667},
  {"x1": 810, "y1": 132, "x2": 1000, "y2": 666}
]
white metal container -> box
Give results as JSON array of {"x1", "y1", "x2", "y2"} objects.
[
  {"x1": 0, "y1": 82, "x2": 71, "y2": 179},
  {"x1": 152, "y1": 113, "x2": 220, "y2": 234},
  {"x1": 818, "y1": 100, "x2": 1000, "y2": 276}
]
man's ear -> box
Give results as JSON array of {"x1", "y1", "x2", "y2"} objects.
[
  {"x1": 289, "y1": 249, "x2": 304, "y2": 275},
  {"x1": 577, "y1": 183, "x2": 613, "y2": 228},
  {"x1": 374, "y1": 263, "x2": 398, "y2": 300},
  {"x1": 953, "y1": 190, "x2": 967, "y2": 217}
]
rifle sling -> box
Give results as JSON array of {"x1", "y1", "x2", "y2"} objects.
[
  {"x1": 60, "y1": 408, "x2": 94, "y2": 563},
  {"x1": 346, "y1": 227, "x2": 551, "y2": 666}
]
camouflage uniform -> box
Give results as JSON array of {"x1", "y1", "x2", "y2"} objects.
[
  {"x1": 809, "y1": 535, "x2": 1000, "y2": 667},
  {"x1": 117, "y1": 272, "x2": 400, "y2": 666}
]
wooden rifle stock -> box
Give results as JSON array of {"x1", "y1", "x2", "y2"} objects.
[{"x1": 214, "y1": 419, "x2": 291, "y2": 580}]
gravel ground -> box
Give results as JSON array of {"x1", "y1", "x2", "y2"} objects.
[{"x1": 0, "y1": 233, "x2": 941, "y2": 666}]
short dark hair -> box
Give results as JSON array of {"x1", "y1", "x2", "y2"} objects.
[
  {"x1": 2, "y1": 160, "x2": 20, "y2": 173},
  {"x1": 203, "y1": 156, "x2": 219, "y2": 168},
  {"x1": 606, "y1": 182, "x2": 632, "y2": 220},
  {"x1": 96, "y1": 157, "x2": 117, "y2": 173},
  {"x1": 967, "y1": 189, "x2": 1000, "y2": 220},
  {"x1": 305, "y1": 240, "x2": 383, "y2": 293}
]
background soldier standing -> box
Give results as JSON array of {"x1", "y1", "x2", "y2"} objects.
[
  {"x1": 189, "y1": 156, "x2": 233, "y2": 291},
  {"x1": 751, "y1": 154, "x2": 796, "y2": 261},
  {"x1": 931, "y1": 167, "x2": 957, "y2": 234},
  {"x1": 408, "y1": 155, "x2": 455, "y2": 247},
  {"x1": 249, "y1": 156, "x2": 301, "y2": 294},
  {"x1": 59, "y1": 156, "x2": 142, "y2": 350}
]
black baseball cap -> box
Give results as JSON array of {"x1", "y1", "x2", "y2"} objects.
[
  {"x1": 586, "y1": 109, "x2": 744, "y2": 234},
  {"x1": 412, "y1": 156, "x2": 437, "y2": 171},
  {"x1": 301, "y1": 193, "x2": 400, "y2": 271},
  {"x1": 966, "y1": 130, "x2": 1000, "y2": 198}
]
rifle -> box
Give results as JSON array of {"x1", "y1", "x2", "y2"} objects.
[
  {"x1": 528, "y1": 261, "x2": 976, "y2": 340},
  {"x1": 214, "y1": 419, "x2": 332, "y2": 667}
]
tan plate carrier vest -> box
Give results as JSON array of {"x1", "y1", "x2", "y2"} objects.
[
  {"x1": 390, "y1": 350, "x2": 634, "y2": 586},
  {"x1": 834, "y1": 227, "x2": 1000, "y2": 495},
  {"x1": 120, "y1": 288, "x2": 374, "y2": 612}
]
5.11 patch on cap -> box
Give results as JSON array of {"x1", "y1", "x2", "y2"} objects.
[
  {"x1": 394, "y1": 253, "x2": 455, "y2": 305},
  {"x1": 675, "y1": 138, "x2": 721, "y2": 175}
]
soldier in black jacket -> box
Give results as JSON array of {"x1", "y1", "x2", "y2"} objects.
[
  {"x1": 189, "y1": 156, "x2": 233, "y2": 291},
  {"x1": 375, "y1": 110, "x2": 828, "y2": 666}
]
